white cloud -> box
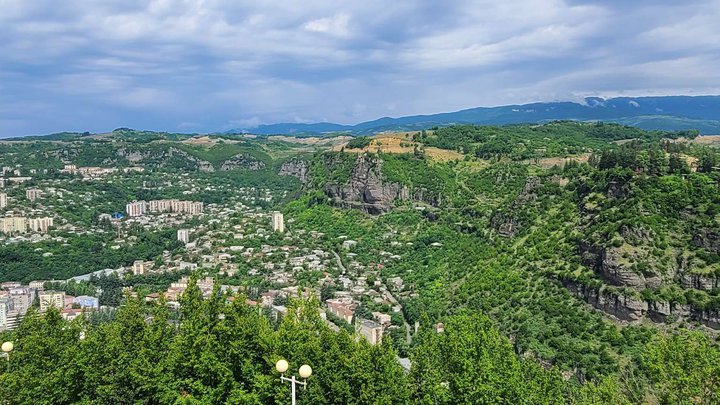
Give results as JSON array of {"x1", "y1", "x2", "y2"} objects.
[{"x1": 302, "y1": 13, "x2": 350, "y2": 36}]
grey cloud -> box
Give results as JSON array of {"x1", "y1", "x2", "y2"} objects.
[{"x1": 0, "y1": 0, "x2": 718, "y2": 136}]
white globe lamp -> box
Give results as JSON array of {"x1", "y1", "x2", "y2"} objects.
[
  {"x1": 1, "y1": 341, "x2": 13, "y2": 353},
  {"x1": 299, "y1": 364, "x2": 312, "y2": 379},
  {"x1": 275, "y1": 359, "x2": 289, "y2": 374}
]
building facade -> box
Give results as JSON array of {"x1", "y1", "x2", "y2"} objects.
[
  {"x1": 126, "y1": 201, "x2": 147, "y2": 217},
  {"x1": 132, "y1": 260, "x2": 145, "y2": 275},
  {"x1": 177, "y1": 229, "x2": 190, "y2": 244},
  {"x1": 0, "y1": 216, "x2": 26, "y2": 234},
  {"x1": 272, "y1": 211, "x2": 284, "y2": 233},
  {"x1": 0, "y1": 192, "x2": 6, "y2": 209},
  {"x1": 26, "y1": 188, "x2": 42, "y2": 201},
  {"x1": 39, "y1": 291, "x2": 65, "y2": 312}
]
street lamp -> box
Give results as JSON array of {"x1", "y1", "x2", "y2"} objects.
[
  {"x1": 1, "y1": 341, "x2": 13, "y2": 362},
  {"x1": 275, "y1": 359, "x2": 312, "y2": 405}
]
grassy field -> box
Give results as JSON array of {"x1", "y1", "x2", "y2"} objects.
[{"x1": 333, "y1": 132, "x2": 464, "y2": 161}]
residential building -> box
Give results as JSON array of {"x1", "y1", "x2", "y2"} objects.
[
  {"x1": 26, "y1": 188, "x2": 42, "y2": 201},
  {"x1": 29, "y1": 281, "x2": 45, "y2": 290},
  {"x1": 132, "y1": 260, "x2": 145, "y2": 275},
  {"x1": 372, "y1": 311, "x2": 392, "y2": 326},
  {"x1": 177, "y1": 229, "x2": 190, "y2": 244},
  {"x1": 272, "y1": 211, "x2": 284, "y2": 233},
  {"x1": 27, "y1": 217, "x2": 54, "y2": 233},
  {"x1": 73, "y1": 295, "x2": 99, "y2": 309},
  {"x1": 359, "y1": 319, "x2": 383, "y2": 345},
  {"x1": 126, "y1": 201, "x2": 147, "y2": 217},
  {"x1": 326, "y1": 298, "x2": 356, "y2": 324},
  {"x1": 0, "y1": 192, "x2": 6, "y2": 209},
  {"x1": 0, "y1": 298, "x2": 10, "y2": 330},
  {"x1": 0, "y1": 216, "x2": 26, "y2": 234},
  {"x1": 39, "y1": 291, "x2": 65, "y2": 312},
  {"x1": 148, "y1": 199, "x2": 204, "y2": 215},
  {"x1": 8, "y1": 288, "x2": 33, "y2": 316}
]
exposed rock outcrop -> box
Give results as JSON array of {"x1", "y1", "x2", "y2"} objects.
[
  {"x1": 116, "y1": 147, "x2": 215, "y2": 171},
  {"x1": 692, "y1": 229, "x2": 720, "y2": 254},
  {"x1": 323, "y1": 154, "x2": 440, "y2": 214},
  {"x1": 564, "y1": 281, "x2": 647, "y2": 321},
  {"x1": 579, "y1": 242, "x2": 662, "y2": 289},
  {"x1": 607, "y1": 180, "x2": 629, "y2": 199},
  {"x1": 278, "y1": 160, "x2": 309, "y2": 183},
  {"x1": 680, "y1": 272, "x2": 720, "y2": 291},
  {"x1": 220, "y1": 154, "x2": 266, "y2": 171},
  {"x1": 564, "y1": 280, "x2": 720, "y2": 328},
  {"x1": 490, "y1": 177, "x2": 541, "y2": 238}
]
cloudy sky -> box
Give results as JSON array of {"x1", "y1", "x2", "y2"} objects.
[{"x1": 1, "y1": 0, "x2": 719, "y2": 136}]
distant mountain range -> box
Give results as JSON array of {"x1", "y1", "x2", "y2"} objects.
[{"x1": 228, "y1": 96, "x2": 720, "y2": 136}]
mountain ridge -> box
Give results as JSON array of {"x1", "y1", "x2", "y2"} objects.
[{"x1": 229, "y1": 95, "x2": 720, "y2": 135}]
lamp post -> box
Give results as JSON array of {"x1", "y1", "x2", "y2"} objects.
[
  {"x1": 1, "y1": 341, "x2": 13, "y2": 362},
  {"x1": 275, "y1": 359, "x2": 312, "y2": 405}
]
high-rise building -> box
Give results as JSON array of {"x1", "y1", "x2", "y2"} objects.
[
  {"x1": 177, "y1": 229, "x2": 190, "y2": 244},
  {"x1": 27, "y1": 217, "x2": 54, "y2": 233},
  {"x1": 272, "y1": 211, "x2": 284, "y2": 233},
  {"x1": 26, "y1": 188, "x2": 42, "y2": 201},
  {"x1": 0, "y1": 193, "x2": 6, "y2": 209},
  {"x1": 39, "y1": 291, "x2": 65, "y2": 312},
  {"x1": 8, "y1": 288, "x2": 33, "y2": 316},
  {"x1": 0, "y1": 297, "x2": 10, "y2": 330},
  {"x1": 132, "y1": 260, "x2": 145, "y2": 275},
  {"x1": 0, "y1": 178, "x2": 6, "y2": 188},
  {"x1": 126, "y1": 201, "x2": 147, "y2": 217},
  {"x1": 0, "y1": 216, "x2": 26, "y2": 234}
]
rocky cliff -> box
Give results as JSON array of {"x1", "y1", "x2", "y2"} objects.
[
  {"x1": 278, "y1": 160, "x2": 309, "y2": 183},
  {"x1": 323, "y1": 154, "x2": 440, "y2": 214},
  {"x1": 219, "y1": 153, "x2": 266, "y2": 171},
  {"x1": 564, "y1": 280, "x2": 720, "y2": 328},
  {"x1": 116, "y1": 147, "x2": 215, "y2": 171}
]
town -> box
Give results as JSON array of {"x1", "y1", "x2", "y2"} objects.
[{"x1": 0, "y1": 162, "x2": 418, "y2": 349}]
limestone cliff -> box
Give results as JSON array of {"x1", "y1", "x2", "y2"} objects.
[
  {"x1": 278, "y1": 160, "x2": 309, "y2": 183},
  {"x1": 219, "y1": 153, "x2": 266, "y2": 171},
  {"x1": 323, "y1": 154, "x2": 440, "y2": 214}
]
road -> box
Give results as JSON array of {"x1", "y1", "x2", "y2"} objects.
[
  {"x1": 382, "y1": 287, "x2": 412, "y2": 345},
  {"x1": 332, "y1": 250, "x2": 347, "y2": 273}
]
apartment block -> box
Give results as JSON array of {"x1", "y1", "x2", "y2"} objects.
[
  {"x1": 272, "y1": 211, "x2": 284, "y2": 233},
  {"x1": 39, "y1": 291, "x2": 65, "y2": 312}
]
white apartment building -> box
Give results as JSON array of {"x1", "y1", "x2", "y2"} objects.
[
  {"x1": 26, "y1": 188, "x2": 42, "y2": 201},
  {"x1": 39, "y1": 291, "x2": 65, "y2": 312},
  {"x1": 0, "y1": 216, "x2": 26, "y2": 234},
  {"x1": 272, "y1": 211, "x2": 284, "y2": 233},
  {"x1": 0, "y1": 193, "x2": 6, "y2": 209},
  {"x1": 128, "y1": 199, "x2": 203, "y2": 217},
  {"x1": 28, "y1": 217, "x2": 54, "y2": 233},
  {"x1": 132, "y1": 260, "x2": 145, "y2": 275},
  {"x1": 0, "y1": 298, "x2": 9, "y2": 330},
  {"x1": 126, "y1": 201, "x2": 147, "y2": 217},
  {"x1": 177, "y1": 229, "x2": 190, "y2": 244}
]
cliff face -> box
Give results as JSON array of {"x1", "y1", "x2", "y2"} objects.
[
  {"x1": 491, "y1": 177, "x2": 541, "y2": 238},
  {"x1": 278, "y1": 160, "x2": 309, "y2": 183},
  {"x1": 564, "y1": 280, "x2": 720, "y2": 328},
  {"x1": 579, "y1": 241, "x2": 663, "y2": 289},
  {"x1": 116, "y1": 147, "x2": 215, "y2": 171},
  {"x1": 323, "y1": 154, "x2": 439, "y2": 214},
  {"x1": 220, "y1": 154, "x2": 266, "y2": 171}
]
